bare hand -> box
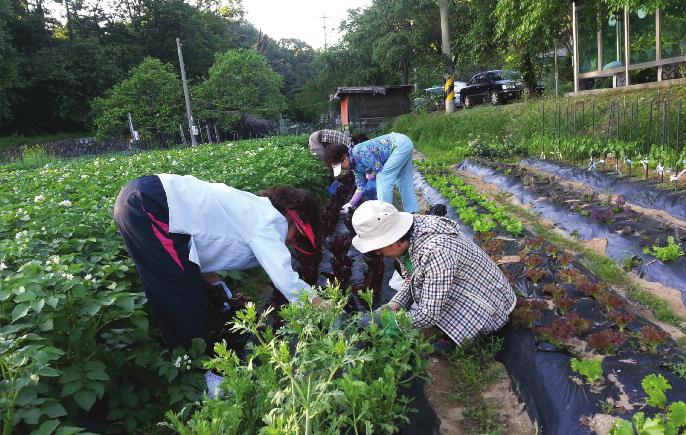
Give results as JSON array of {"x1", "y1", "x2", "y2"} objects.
[
  {"x1": 311, "y1": 296, "x2": 333, "y2": 310},
  {"x1": 386, "y1": 301, "x2": 402, "y2": 311}
]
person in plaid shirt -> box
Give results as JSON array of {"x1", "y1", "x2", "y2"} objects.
[{"x1": 351, "y1": 200, "x2": 516, "y2": 349}]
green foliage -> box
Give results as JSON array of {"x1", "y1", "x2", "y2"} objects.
[
  {"x1": 448, "y1": 336, "x2": 505, "y2": 433},
  {"x1": 91, "y1": 57, "x2": 183, "y2": 140},
  {"x1": 571, "y1": 357, "x2": 604, "y2": 383},
  {"x1": 0, "y1": 137, "x2": 325, "y2": 432},
  {"x1": 164, "y1": 286, "x2": 432, "y2": 434},
  {"x1": 666, "y1": 357, "x2": 686, "y2": 380},
  {"x1": 643, "y1": 237, "x2": 685, "y2": 263},
  {"x1": 193, "y1": 49, "x2": 287, "y2": 129},
  {"x1": 642, "y1": 374, "x2": 671, "y2": 409},
  {"x1": 418, "y1": 160, "x2": 524, "y2": 236},
  {"x1": 610, "y1": 400, "x2": 686, "y2": 435},
  {"x1": 390, "y1": 85, "x2": 686, "y2": 166}
]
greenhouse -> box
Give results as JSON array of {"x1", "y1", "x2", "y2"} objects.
[{"x1": 571, "y1": 0, "x2": 686, "y2": 92}]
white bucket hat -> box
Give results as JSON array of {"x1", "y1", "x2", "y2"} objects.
[{"x1": 351, "y1": 201, "x2": 414, "y2": 253}]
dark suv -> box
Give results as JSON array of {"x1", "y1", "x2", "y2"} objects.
[{"x1": 460, "y1": 70, "x2": 524, "y2": 108}]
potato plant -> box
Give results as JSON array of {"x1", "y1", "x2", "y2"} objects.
[{"x1": 0, "y1": 137, "x2": 327, "y2": 432}]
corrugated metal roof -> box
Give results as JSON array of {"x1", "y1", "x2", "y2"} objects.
[{"x1": 331, "y1": 85, "x2": 414, "y2": 99}]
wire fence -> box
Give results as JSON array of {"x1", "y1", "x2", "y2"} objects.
[{"x1": 537, "y1": 90, "x2": 685, "y2": 183}]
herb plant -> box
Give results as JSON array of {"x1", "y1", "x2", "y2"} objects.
[
  {"x1": 587, "y1": 330, "x2": 628, "y2": 355},
  {"x1": 165, "y1": 287, "x2": 432, "y2": 434},
  {"x1": 639, "y1": 325, "x2": 670, "y2": 353}
]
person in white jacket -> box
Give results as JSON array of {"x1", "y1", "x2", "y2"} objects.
[{"x1": 114, "y1": 174, "x2": 326, "y2": 350}]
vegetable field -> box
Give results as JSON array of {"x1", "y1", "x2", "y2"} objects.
[{"x1": 0, "y1": 137, "x2": 330, "y2": 433}]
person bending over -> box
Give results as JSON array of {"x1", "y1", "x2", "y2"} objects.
[
  {"x1": 351, "y1": 200, "x2": 516, "y2": 351},
  {"x1": 114, "y1": 174, "x2": 326, "y2": 350},
  {"x1": 325, "y1": 132, "x2": 419, "y2": 214}
]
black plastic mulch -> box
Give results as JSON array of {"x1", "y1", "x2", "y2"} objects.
[
  {"x1": 413, "y1": 168, "x2": 686, "y2": 435},
  {"x1": 521, "y1": 158, "x2": 686, "y2": 222},
  {"x1": 456, "y1": 158, "x2": 686, "y2": 301}
]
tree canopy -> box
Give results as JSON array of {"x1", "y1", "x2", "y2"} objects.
[
  {"x1": 1, "y1": 0, "x2": 678, "y2": 137},
  {"x1": 91, "y1": 57, "x2": 183, "y2": 140},
  {"x1": 193, "y1": 49, "x2": 287, "y2": 129}
]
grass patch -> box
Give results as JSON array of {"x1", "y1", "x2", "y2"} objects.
[
  {"x1": 448, "y1": 335, "x2": 505, "y2": 433},
  {"x1": 391, "y1": 84, "x2": 686, "y2": 161},
  {"x1": 500, "y1": 197, "x2": 686, "y2": 332}
]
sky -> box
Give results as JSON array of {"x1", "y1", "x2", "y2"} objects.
[{"x1": 243, "y1": 0, "x2": 372, "y2": 49}]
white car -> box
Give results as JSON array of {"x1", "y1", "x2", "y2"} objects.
[{"x1": 425, "y1": 81, "x2": 468, "y2": 108}]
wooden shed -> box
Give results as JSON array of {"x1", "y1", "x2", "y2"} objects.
[{"x1": 331, "y1": 85, "x2": 414, "y2": 127}]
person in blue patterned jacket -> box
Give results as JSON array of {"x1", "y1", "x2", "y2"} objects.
[{"x1": 324, "y1": 132, "x2": 420, "y2": 213}]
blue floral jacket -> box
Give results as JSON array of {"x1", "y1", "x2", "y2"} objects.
[{"x1": 349, "y1": 133, "x2": 397, "y2": 189}]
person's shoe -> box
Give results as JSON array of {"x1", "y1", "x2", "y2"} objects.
[
  {"x1": 205, "y1": 370, "x2": 224, "y2": 399},
  {"x1": 432, "y1": 338, "x2": 456, "y2": 355}
]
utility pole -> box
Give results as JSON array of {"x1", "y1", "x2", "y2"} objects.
[
  {"x1": 176, "y1": 38, "x2": 198, "y2": 147},
  {"x1": 320, "y1": 13, "x2": 328, "y2": 49},
  {"x1": 439, "y1": 0, "x2": 455, "y2": 114},
  {"x1": 127, "y1": 112, "x2": 136, "y2": 141}
]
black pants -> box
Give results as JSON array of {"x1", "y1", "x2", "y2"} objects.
[{"x1": 114, "y1": 175, "x2": 207, "y2": 349}]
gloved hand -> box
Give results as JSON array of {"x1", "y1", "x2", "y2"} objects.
[
  {"x1": 327, "y1": 180, "x2": 340, "y2": 196},
  {"x1": 205, "y1": 370, "x2": 224, "y2": 399},
  {"x1": 210, "y1": 280, "x2": 233, "y2": 299},
  {"x1": 362, "y1": 179, "x2": 376, "y2": 200},
  {"x1": 359, "y1": 308, "x2": 400, "y2": 337},
  {"x1": 341, "y1": 203, "x2": 354, "y2": 214}
]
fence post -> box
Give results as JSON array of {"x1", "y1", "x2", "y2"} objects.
[
  {"x1": 676, "y1": 99, "x2": 681, "y2": 181},
  {"x1": 647, "y1": 98, "x2": 653, "y2": 180},
  {"x1": 592, "y1": 99, "x2": 596, "y2": 138},
  {"x1": 213, "y1": 124, "x2": 220, "y2": 143},
  {"x1": 179, "y1": 124, "x2": 187, "y2": 146},
  {"x1": 206, "y1": 124, "x2": 213, "y2": 143}
]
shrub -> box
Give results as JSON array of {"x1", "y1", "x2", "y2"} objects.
[{"x1": 164, "y1": 288, "x2": 432, "y2": 434}]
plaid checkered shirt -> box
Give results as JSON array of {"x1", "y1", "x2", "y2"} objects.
[
  {"x1": 390, "y1": 215, "x2": 516, "y2": 345},
  {"x1": 319, "y1": 129, "x2": 352, "y2": 147}
]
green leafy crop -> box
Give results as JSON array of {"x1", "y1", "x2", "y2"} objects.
[
  {"x1": 642, "y1": 373, "x2": 671, "y2": 409},
  {"x1": 644, "y1": 236, "x2": 685, "y2": 263},
  {"x1": 0, "y1": 137, "x2": 326, "y2": 433},
  {"x1": 570, "y1": 357, "x2": 603, "y2": 384}
]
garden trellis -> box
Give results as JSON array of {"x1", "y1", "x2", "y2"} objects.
[{"x1": 537, "y1": 91, "x2": 685, "y2": 186}]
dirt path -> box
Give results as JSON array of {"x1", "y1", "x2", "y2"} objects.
[{"x1": 423, "y1": 356, "x2": 535, "y2": 435}]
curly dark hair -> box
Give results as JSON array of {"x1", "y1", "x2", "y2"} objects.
[
  {"x1": 260, "y1": 186, "x2": 322, "y2": 235},
  {"x1": 324, "y1": 143, "x2": 349, "y2": 166}
]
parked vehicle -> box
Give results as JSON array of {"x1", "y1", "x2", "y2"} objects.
[
  {"x1": 415, "y1": 82, "x2": 468, "y2": 111},
  {"x1": 460, "y1": 70, "x2": 524, "y2": 108}
]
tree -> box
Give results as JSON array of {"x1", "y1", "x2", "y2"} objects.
[
  {"x1": 91, "y1": 57, "x2": 183, "y2": 140},
  {"x1": 192, "y1": 49, "x2": 286, "y2": 130},
  {"x1": 0, "y1": 0, "x2": 21, "y2": 132},
  {"x1": 495, "y1": 0, "x2": 572, "y2": 92}
]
